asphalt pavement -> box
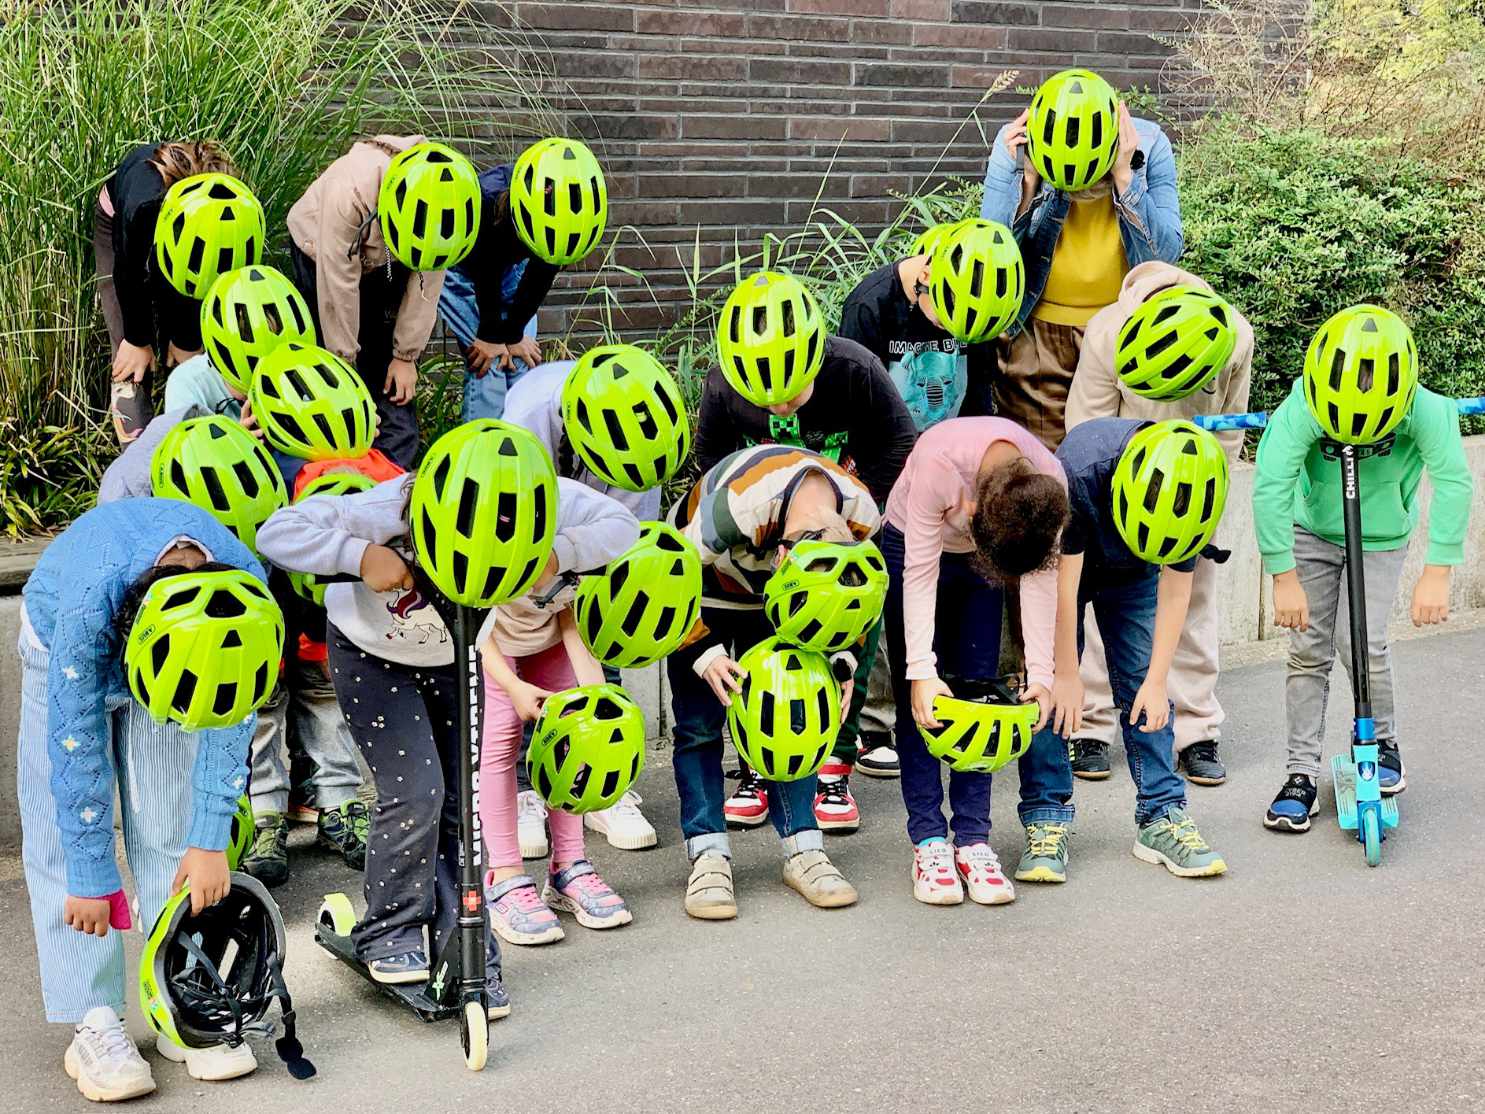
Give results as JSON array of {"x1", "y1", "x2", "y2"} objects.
[{"x1": 3, "y1": 626, "x2": 1483, "y2": 1113}]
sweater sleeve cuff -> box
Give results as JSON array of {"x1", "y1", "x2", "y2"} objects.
[
  {"x1": 337, "y1": 536, "x2": 371, "y2": 579},
  {"x1": 186, "y1": 807, "x2": 233, "y2": 854},
  {"x1": 904, "y1": 659, "x2": 937, "y2": 682},
  {"x1": 1262, "y1": 552, "x2": 1297, "y2": 577},
  {"x1": 551, "y1": 535, "x2": 578, "y2": 573},
  {"x1": 1424, "y1": 541, "x2": 1465, "y2": 567},
  {"x1": 692, "y1": 644, "x2": 726, "y2": 679},
  {"x1": 1026, "y1": 668, "x2": 1055, "y2": 693},
  {"x1": 67, "y1": 856, "x2": 122, "y2": 899},
  {"x1": 392, "y1": 345, "x2": 425, "y2": 363}
]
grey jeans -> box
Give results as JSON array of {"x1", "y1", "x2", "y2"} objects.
[
  {"x1": 250, "y1": 657, "x2": 365, "y2": 815},
  {"x1": 857, "y1": 640, "x2": 896, "y2": 739},
  {"x1": 1285, "y1": 527, "x2": 1407, "y2": 777}
]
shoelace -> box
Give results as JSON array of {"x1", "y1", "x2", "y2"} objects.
[
  {"x1": 518, "y1": 793, "x2": 547, "y2": 820},
  {"x1": 1167, "y1": 817, "x2": 1210, "y2": 852},
  {"x1": 84, "y1": 1021, "x2": 137, "y2": 1063},
  {"x1": 343, "y1": 803, "x2": 370, "y2": 843},
  {"x1": 607, "y1": 792, "x2": 644, "y2": 818},
  {"x1": 818, "y1": 779, "x2": 852, "y2": 806},
  {"x1": 501, "y1": 883, "x2": 549, "y2": 913},
  {"x1": 566, "y1": 871, "x2": 622, "y2": 907},
  {"x1": 728, "y1": 767, "x2": 764, "y2": 796},
  {"x1": 250, "y1": 823, "x2": 285, "y2": 858},
  {"x1": 1027, "y1": 824, "x2": 1068, "y2": 857}
]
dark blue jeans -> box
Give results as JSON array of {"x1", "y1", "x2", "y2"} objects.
[
  {"x1": 880, "y1": 524, "x2": 1003, "y2": 846},
  {"x1": 1018, "y1": 569, "x2": 1186, "y2": 827},
  {"x1": 667, "y1": 607, "x2": 820, "y2": 860}
]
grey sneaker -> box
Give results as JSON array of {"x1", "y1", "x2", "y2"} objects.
[
  {"x1": 64, "y1": 1006, "x2": 155, "y2": 1102},
  {"x1": 241, "y1": 812, "x2": 289, "y2": 888},
  {"x1": 1133, "y1": 808, "x2": 1228, "y2": 877},
  {"x1": 1014, "y1": 821, "x2": 1070, "y2": 883}
]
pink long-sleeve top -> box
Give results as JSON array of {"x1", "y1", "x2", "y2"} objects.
[{"x1": 884, "y1": 417, "x2": 1066, "y2": 689}]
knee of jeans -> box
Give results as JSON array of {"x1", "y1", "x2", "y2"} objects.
[{"x1": 1287, "y1": 644, "x2": 1334, "y2": 674}]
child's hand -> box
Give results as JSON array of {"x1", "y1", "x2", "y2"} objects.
[
  {"x1": 172, "y1": 848, "x2": 230, "y2": 915},
  {"x1": 701, "y1": 654, "x2": 745, "y2": 707},
  {"x1": 1411, "y1": 565, "x2": 1452, "y2": 626},
  {"x1": 1021, "y1": 682, "x2": 1050, "y2": 732},
  {"x1": 64, "y1": 895, "x2": 112, "y2": 938},
  {"x1": 360, "y1": 544, "x2": 414, "y2": 592},
  {"x1": 510, "y1": 680, "x2": 554, "y2": 722},
  {"x1": 1048, "y1": 672, "x2": 1084, "y2": 738},
  {"x1": 837, "y1": 678, "x2": 854, "y2": 722},
  {"x1": 1272, "y1": 571, "x2": 1310, "y2": 631},
  {"x1": 911, "y1": 677, "x2": 952, "y2": 729},
  {"x1": 1128, "y1": 678, "x2": 1170, "y2": 733}
]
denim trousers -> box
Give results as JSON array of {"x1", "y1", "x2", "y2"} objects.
[
  {"x1": 250, "y1": 657, "x2": 364, "y2": 815},
  {"x1": 438, "y1": 261, "x2": 539, "y2": 423}
]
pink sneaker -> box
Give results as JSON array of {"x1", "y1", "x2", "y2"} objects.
[
  {"x1": 912, "y1": 839, "x2": 964, "y2": 906},
  {"x1": 955, "y1": 842, "x2": 1016, "y2": 906},
  {"x1": 543, "y1": 861, "x2": 632, "y2": 930},
  {"x1": 485, "y1": 872, "x2": 564, "y2": 946}
]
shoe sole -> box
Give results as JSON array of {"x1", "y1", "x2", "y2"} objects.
[
  {"x1": 519, "y1": 837, "x2": 550, "y2": 860},
  {"x1": 286, "y1": 805, "x2": 320, "y2": 824},
  {"x1": 784, "y1": 878, "x2": 858, "y2": 909},
  {"x1": 488, "y1": 1002, "x2": 512, "y2": 1021},
  {"x1": 543, "y1": 885, "x2": 633, "y2": 931},
  {"x1": 854, "y1": 765, "x2": 900, "y2": 780},
  {"x1": 1072, "y1": 770, "x2": 1111, "y2": 781},
  {"x1": 960, "y1": 877, "x2": 1016, "y2": 905},
  {"x1": 685, "y1": 901, "x2": 738, "y2": 920},
  {"x1": 368, "y1": 967, "x2": 432, "y2": 985},
  {"x1": 912, "y1": 885, "x2": 964, "y2": 906},
  {"x1": 583, "y1": 814, "x2": 659, "y2": 850},
  {"x1": 1263, "y1": 812, "x2": 1312, "y2": 832},
  {"x1": 154, "y1": 1037, "x2": 256, "y2": 1081},
  {"x1": 1381, "y1": 777, "x2": 1406, "y2": 796},
  {"x1": 724, "y1": 812, "x2": 768, "y2": 829},
  {"x1": 817, "y1": 816, "x2": 860, "y2": 833},
  {"x1": 1183, "y1": 772, "x2": 1228, "y2": 786},
  {"x1": 1131, "y1": 841, "x2": 1228, "y2": 877},
  {"x1": 489, "y1": 917, "x2": 565, "y2": 946},
  {"x1": 65, "y1": 1046, "x2": 156, "y2": 1103},
  {"x1": 1013, "y1": 865, "x2": 1067, "y2": 883}
]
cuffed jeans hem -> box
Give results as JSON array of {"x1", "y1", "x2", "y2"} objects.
[
  {"x1": 685, "y1": 832, "x2": 732, "y2": 862},
  {"x1": 315, "y1": 787, "x2": 361, "y2": 811},
  {"x1": 48, "y1": 1002, "x2": 125, "y2": 1026},
  {"x1": 1135, "y1": 801, "x2": 1187, "y2": 828},
  {"x1": 250, "y1": 791, "x2": 289, "y2": 815},
  {"x1": 781, "y1": 830, "x2": 824, "y2": 857},
  {"x1": 1018, "y1": 806, "x2": 1075, "y2": 825}
]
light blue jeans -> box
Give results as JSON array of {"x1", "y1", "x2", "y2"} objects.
[
  {"x1": 250, "y1": 657, "x2": 364, "y2": 816},
  {"x1": 439, "y1": 262, "x2": 540, "y2": 422}
]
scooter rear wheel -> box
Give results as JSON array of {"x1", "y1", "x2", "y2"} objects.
[
  {"x1": 1362, "y1": 809, "x2": 1382, "y2": 867},
  {"x1": 462, "y1": 1000, "x2": 488, "y2": 1071}
]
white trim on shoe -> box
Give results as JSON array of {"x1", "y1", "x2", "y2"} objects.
[{"x1": 155, "y1": 1034, "x2": 257, "y2": 1082}]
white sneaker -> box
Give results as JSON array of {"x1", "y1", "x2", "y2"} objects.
[
  {"x1": 954, "y1": 842, "x2": 1016, "y2": 906},
  {"x1": 584, "y1": 791, "x2": 658, "y2": 850},
  {"x1": 64, "y1": 1007, "x2": 156, "y2": 1102},
  {"x1": 912, "y1": 840, "x2": 964, "y2": 906},
  {"x1": 156, "y1": 1033, "x2": 257, "y2": 1082},
  {"x1": 517, "y1": 790, "x2": 549, "y2": 859}
]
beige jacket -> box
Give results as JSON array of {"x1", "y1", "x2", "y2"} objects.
[
  {"x1": 1065, "y1": 261, "x2": 1254, "y2": 459},
  {"x1": 287, "y1": 135, "x2": 445, "y2": 365}
]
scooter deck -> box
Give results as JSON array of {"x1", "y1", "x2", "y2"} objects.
[
  {"x1": 315, "y1": 918, "x2": 459, "y2": 1023},
  {"x1": 1331, "y1": 754, "x2": 1400, "y2": 832}
]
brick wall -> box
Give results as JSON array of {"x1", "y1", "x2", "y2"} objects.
[{"x1": 470, "y1": 0, "x2": 1199, "y2": 337}]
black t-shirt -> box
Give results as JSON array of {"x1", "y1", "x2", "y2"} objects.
[
  {"x1": 693, "y1": 335, "x2": 917, "y2": 506},
  {"x1": 450, "y1": 164, "x2": 560, "y2": 345},
  {"x1": 838, "y1": 259, "x2": 995, "y2": 430}
]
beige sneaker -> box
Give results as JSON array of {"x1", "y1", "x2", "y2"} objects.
[
  {"x1": 783, "y1": 849, "x2": 858, "y2": 909},
  {"x1": 684, "y1": 852, "x2": 737, "y2": 920},
  {"x1": 156, "y1": 1033, "x2": 257, "y2": 1082},
  {"x1": 64, "y1": 1007, "x2": 156, "y2": 1102}
]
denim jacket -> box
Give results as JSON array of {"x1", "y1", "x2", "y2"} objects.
[{"x1": 979, "y1": 117, "x2": 1184, "y2": 336}]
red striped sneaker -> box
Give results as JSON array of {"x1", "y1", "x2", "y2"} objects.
[
  {"x1": 954, "y1": 842, "x2": 1015, "y2": 905},
  {"x1": 813, "y1": 763, "x2": 859, "y2": 832},
  {"x1": 912, "y1": 839, "x2": 964, "y2": 906},
  {"x1": 723, "y1": 767, "x2": 769, "y2": 828}
]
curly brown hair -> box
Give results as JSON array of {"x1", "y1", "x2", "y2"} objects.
[
  {"x1": 149, "y1": 141, "x2": 237, "y2": 188},
  {"x1": 969, "y1": 458, "x2": 1069, "y2": 581}
]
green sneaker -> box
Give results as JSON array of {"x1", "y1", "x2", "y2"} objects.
[
  {"x1": 1014, "y1": 821, "x2": 1069, "y2": 883},
  {"x1": 1133, "y1": 808, "x2": 1227, "y2": 878},
  {"x1": 241, "y1": 812, "x2": 289, "y2": 888},
  {"x1": 318, "y1": 801, "x2": 370, "y2": 870}
]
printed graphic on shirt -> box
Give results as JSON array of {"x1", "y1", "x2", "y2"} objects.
[
  {"x1": 885, "y1": 340, "x2": 967, "y2": 430},
  {"x1": 383, "y1": 587, "x2": 449, "y2": 648}
]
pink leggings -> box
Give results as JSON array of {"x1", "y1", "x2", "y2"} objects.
[{"x1": 480, "y1": 643, "x2": 585, "y2": 871}]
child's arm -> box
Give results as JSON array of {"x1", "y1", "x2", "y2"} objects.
[
  {"x1": 256, "y1": 479, "x2": 411, "y2": 588},
  {"x1": 1411, "y1": 392, "x2": 1475, "y2": 626},
  {"x1": 900, "y1": 457, "x2": 955, "y2": 728},
  {"x1": 174, "y1": 721, "x2": 248, "y2": 913},
  {"x1": 559, "y1": 609, "x2": 607, "y2": 687},
  {"x1": 479, "y1": 631, "x2": 552, "y2": 722},
  {"x1": 692, "y1": 372, "x2": 744, "y2": 478},
  {"x1": 1128, "y1": 566, "x2": 1194, "y2": 733},
  {"x1": 551, "y1": 483, "x2": 640, "y2": 575},
  {"x1": 1253, "y1": 389, "x2": 1318, "y2": 630},
  {"x1": 1047, "y1": 550, "x2": 1085, "y2": 737}
]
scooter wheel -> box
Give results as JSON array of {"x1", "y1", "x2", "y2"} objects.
[
  {"x1": 462, "y1": 1000, "x2": 488, "y2": 1071},
  {"x1": 317, "y1": 893, "x2": 357, "y2": 937},
  {"x1": 1362, "y1": 810, "x2": 1382, "y2": 867}
]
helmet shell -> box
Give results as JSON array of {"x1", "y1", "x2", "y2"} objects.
[
  {"x1": 150, "y1": 415, "x2": 287, "y2": 552},
  {"x1": 764, "y1": 540, "x2": 888, "y2": 653},
  {"x1": 561, "y1": 345, "x2": 691, "y2": 492},
  {"x1": 928, "y1": 219, "x2": 1025, "y2": 344},
  {"x1": 249, "y1": 342, "x2": 376, "y2": 461},
  {"x1": 124, "y1": 570, "x2": 283, "y2": 731},
  {"x1": 1302, "y1": 304, "x2": 1419, "y2": 445},
  {"x1": 1026, "y1": 69, "x2": 1121, "y2": 192},
  {"x1": 1116, "y1": 284, "x2": 1238, "y2": 401},
  {"x1": 575, "y1": 522, "x2": 702, "y2": 669},
  {"x1": 154, "y1": 173, "x2": 265, "y2": 299},
  {"x1": 528, "y1": 684, "x2": 645, "y2": 813},
  {"x1": 200, "y1": 265, "x2": 316, "y2": 393},
  {"x1": 410, "y1": 420, "x2": 557, "y2": 606},
  {"x1": 1112, "y1": 420, "x2": 1229, "y2": 565},
  {"x1": 226, "y1": 796, "x2": 253, "y2": 871},
  {"x1": 716, "y1": 271, "x2": 825, "y2": 406},
  {"x1": 726, "y1": 638, "x2": 841, "y2": 782},
  {"x1": 285, "y1": 470, "x2": 380, "y2": 605},
  {"x1": 379, "y1": 141, "x2": 481, "y2": 272},
  {"x1": 909, "y1": 220, "x2": 964, "y2": 259},
  {"x1": 509, "y1": 138, "x2": 608, "y2": 265},
  {"x1": 921, "y1": 695, "x2": 1039, "y2": 773}
]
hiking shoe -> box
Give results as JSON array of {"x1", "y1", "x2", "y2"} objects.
[
  {"x1": 485, "y1": 966, "x2": 512, "y2": 1021},
  {"x1": 368, "y1": 949, "x2": 429, "y2": 985},
  {"x1": 1070, "y1": 739, "x2": 1111, "y2": 781},
  {"x1": 1264, "y1": 774, "x2": 1319, "y2": 833},
  {"x1": 1134, "y1": 808, "x2": 1228, "y2": 877},
  {"x1": 486, "y1": 873, "x2": 564, "y2": 946},
  {"x1": 856, "y1": 734, "x2": 900, "y2": 779},
  {"x1": 813, "y1": 763, "x2": 860, "y2": 832},
  {"x1": 584, "y1": 791, "x2": 658, "y2": 850},
  {"x1": 156, "y1": 1033, "x2": 256, "y2": 1082},
  {"x1": 317, "y1": 801, "x2": 369, "y2": 869},
  {"x1": 955, "y1": 842, "x2": 1015, "y2": 906},
  {"x1": 783, "y1": 849, "x2": 857, "y2": 909},
  {"x1": 241, "y1": 812, "x2": 289, "y2": 888},
  {"x1": 65, "y1": 1006, "x2": 155, "y2": 1102},
  {"x1": 544, "y1": 861, "x2": 632, "y2": 930},
  {"x1": 1015, "y1": 822, "x2": 1070, "y2": 883},
  {"x1": 1378, "y1": 741, "x2": 1406, "y2": 795},
  {"x1": 1178, "y1": 741, "x2": 1227, "y2": 786},
  {"x1": 685, "y1": 852, "x2": 737, "y2": 920},
  {"x1": 723, "y1": 767, "x2": 769, "y2": 828},
  {"x1": 912, "y1": 839, "x2": 963, "y2": 906},
  {"x1": 517, "y1": 790, "x2": 549, "y2": 859}
]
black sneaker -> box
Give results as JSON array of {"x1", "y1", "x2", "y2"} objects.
[
  {"x1": 1069, "y1": 739, "x2": 1111, "y2": 781},
  {"x1": 1264, "y1": 774, "x2": 1319, "y2": 832},
  {"x1": 318, "y1": 801, "x2": 370, "y2": 870},
  {"x1": 1377, "y1": 741, "x2": 1406, "y2": 795},
  {"x1": 1178, "y1": 741, "x2": 1227, "y2": 786},
  {"x1": 242, "y1": 812, "x2": 290, "y2": 887},
  {"x1": 855, "y1": 732, "x2": 900, "y2": 779}
]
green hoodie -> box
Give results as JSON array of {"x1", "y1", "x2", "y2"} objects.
[{"x1": 1252, "y1": 380, "x2": 1473, "y2": 576}]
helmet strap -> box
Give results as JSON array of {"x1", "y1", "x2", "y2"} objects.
[{"x1": 267, "y1": 956, "x2": 317, "y2": 1080}]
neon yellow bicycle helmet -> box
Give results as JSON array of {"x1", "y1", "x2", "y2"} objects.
[
  {"x1": 1302, "y1": 304, "x2": 1419, "y2": 445},
  {"x1": 716, "y1": 271, "x2": 825, "y2": 406},
  {"x1": 411, "y1": 420, "x2": 557, "y2": 606},
  {"x1": 561, "y1": 345, "x2": 691, "y2": 492},
  {"x1": 379, "y1": 141, "x2": 481, "y2": 272},
  {"x1": 510, "y1": 137, "x2": 608, "y2": 265},
  {"x1": 155, "y1": 173, "x2": 266, "y2": 300},
  {"x1": 909, "y1": 220, "x2": 964, "y2": 259},
  {"x1": 929, "y1": 219, "x2": 1025, "y2": 344},
  {"x1": 919, "y1": 679, "x2": 1039, "y2": 774},
  {"x1": 575, "y1": 522, "x2": 702, "y2": 669},
  {"x1": 125, "y1": 569, "x2": 283, "y2": 731},
  {"x1": 151, "y1": 416, "x2": 287, "y2": 552},
  {"x1": 1116, "y1": 285, "x2": 1238, "y2": 401},
  {"x1": 726, "y1": 638, "x2": 840, "y2": 782},
  {"x1": 764, "y1": 540, "x2": 888, "y2": 654},
  {"x1": 226, "y1": 796, "x2": 253, "y2": 871},
  {"x1": 1112, "y1": 419, "x2": 1229, "y2": 565},
  {"x1": 285, "y1": 470, "x2": 379, "y2": 605},
  {"x1": 249, "y1": 342, "x2": 376, "y2": 462},
  {"x1": 528, "y1": 684, "x2": 645, "y2": 814},
  {"x1": 200, "y1": 266, "x2": 316, "y2": 393},
  {"x1": 1026, "y1": 69, "x2": 1121, "y2": 193}
]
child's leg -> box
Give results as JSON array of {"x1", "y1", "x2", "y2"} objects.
[
  {"x1": 1017, "y1": 597, "x2": 1079, "y2": 830},
  {"x1": 285, "y1": 658, "x2": 363, "y2": 811},
  {"x1": 1170, "y1": 555, "x2": 1224, "y2": 751},
  {"x1": 666, "y1": 610, "x2": 734, "y2": 861},
  {"x1": 514, "y1": 645, "x2": 586, "y2": 866},
  {"x1": 1335, "y1": 545, "x2": 1409, "y2": 743},
  {"x1": 247, "y1": 685, "x2": 290, "y2": 817},
  {"x1": 479, "y1": 660, "x2": 529, "y2": 873},
  {"x1": 1286, "y1": 529, "x2": 1346, "y2": 777}
]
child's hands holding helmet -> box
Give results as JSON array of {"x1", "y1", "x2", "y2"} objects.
[
  {"x1": 360, "y1": 544, "x2": 414, "y2": 592},
  {"x1": 911, "y1": 677, "x2": 952, "y2": 729},
  {"x1": 172, "y1": 848, "x2": 231, "y2": 915}
]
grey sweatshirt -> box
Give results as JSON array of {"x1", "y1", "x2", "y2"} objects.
[{"x1": 98, "y1": 405, "x2": 210, "y2": 504}]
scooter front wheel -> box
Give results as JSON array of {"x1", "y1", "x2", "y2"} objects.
[
  {"x1": 1362, "y1": 809, "x2": 1382, "y2": 867},
  {"x1": 462, "y1": 1000, "x2": 488, "y2": 1071}
]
